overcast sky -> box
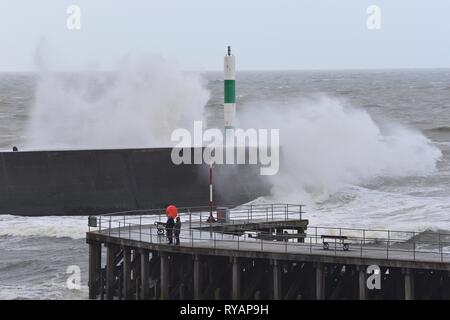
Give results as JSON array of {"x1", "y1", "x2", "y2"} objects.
[{"x1": 0, "y1": 0, "x2": 449, "y2": 71}]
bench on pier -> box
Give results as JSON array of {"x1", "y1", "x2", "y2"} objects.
[
  {"x1": 154, "y1": 222, "x2": 166, "y2": 235},
  {"x1": 321, "y1": 235, "x2": 349, "y2": 251}
]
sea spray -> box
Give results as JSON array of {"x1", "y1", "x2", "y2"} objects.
[
  {"x1": 25, "y1": 55, "x2": 209, "y2": 149},
  {"x1": 238, "y1": 95, "x2": 442, "y2": 203}
]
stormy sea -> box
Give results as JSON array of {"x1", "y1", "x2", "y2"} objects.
[{"x1": 0, "y1": 68, "x2": 449, "y2": 299}]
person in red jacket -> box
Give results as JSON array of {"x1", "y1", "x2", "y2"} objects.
[{"x1": 166, "y1": 216, "x2": 175, "y2": 244}]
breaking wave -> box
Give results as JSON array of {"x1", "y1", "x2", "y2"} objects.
[
  {"x1": 239, "y1": 95, "x2": 442, "y2": 203},
  {"x1": 25, "y1": 54, "x2": 209, "y2": 150},
  {"x1": 0, "y1": 215, "x2": 87, "y2": 239}
]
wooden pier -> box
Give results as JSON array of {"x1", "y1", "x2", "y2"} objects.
[{"x1": 86, "y1": 204, "x2": 450, "y2": 300}]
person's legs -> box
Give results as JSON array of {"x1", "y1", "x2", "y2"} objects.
[{"x1": 175, "y1": 234, "x2": 180, "y2": 245}]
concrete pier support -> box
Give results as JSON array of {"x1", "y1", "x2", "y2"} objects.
[
  {"x1": 160, "y1": 253, "x2": 169, "y2": 299},
  {"x1": 193, "y1": 255, "x2": 202, "y2": 300},
  {"x1": 214, "y1": 288, "x2": 222, "y2": 300},
  {"x1": 88, "y1": 241, "x2": 101, "y2": 299},
  {"x1": 140, "y1": 250, "x2": 150, "y2": 300},
  {"x1": 315, "y1": 263, "x2": 325, "y2": 300},
  {"x1": 179, "y1": 283, "x2": 186, "y2": 300},
  {"x1": 131, "y1": 249, "x2": 141, "y2": 299},
  {"x1": 122, "y1": 246, "x2": 131, "y2": 300},
  {"x1": 358, "y1": 266, "x2": 368, "y2": 300},
  {"x1": 404, "y1": 269, "x2": 414, "y2": 300},
  {"x1": 272, "y1": 260, "x2": 282, "y2": 300},
  {"x1": 232, "y1": 257, "x2": 241, "y2": 300},
  {"x1": 106, "y1": 244, "x2": 119, "y2": 300}
]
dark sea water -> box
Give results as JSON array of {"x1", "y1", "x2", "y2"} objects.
[{"x1": 0, "y1": 69, "x2": 449, "y2": 299}]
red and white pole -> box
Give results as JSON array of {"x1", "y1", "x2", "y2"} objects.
[{"x1": 209, "y1": 163, "x2": 213, "y2": 221}]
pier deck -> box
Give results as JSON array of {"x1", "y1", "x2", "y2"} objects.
[{"x1": 86, "y1": 204, "x2": 450, "y2": 300}]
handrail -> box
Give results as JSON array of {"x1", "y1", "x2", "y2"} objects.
[
  {"x1": 95, "y1": 203, "x2": 305, "y2": 217},
  {"x1": 88, "y1": 203, "x2": 450, "y2": 264},
  {"x1": 96, "y1": 222, "x2": 450, "y2": 263}
]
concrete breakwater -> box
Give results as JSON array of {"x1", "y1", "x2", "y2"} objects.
[{"x1": 0, "y1": 147, "x2": 270, "y2": 216}]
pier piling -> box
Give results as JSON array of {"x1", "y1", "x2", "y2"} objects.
[
  {"x1": 404, "y1": 268, "x2": 414, "y2": 300},
  {"x1": 358, "y1": 266, "x2": 367, "y2": 300},
  {"x1": 88, "y1": 241, "x2": 101, "y2": 299},
  {"x1": 160, "y1": 252, "x2": 169, "y2": 300},
  {"x1": 122, "y1": 246, "x2": 131, "y2": 300},
  {"x1": 272, "y1": 260, "x2": 282, "y2": 300},
  {"x1": 315, "y1": 263, "x2": 325, "y2": 300},
  {"x1": 232, "y1": 257, "x2": 241, "y2": 300}
]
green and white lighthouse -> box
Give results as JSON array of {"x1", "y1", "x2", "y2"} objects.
[{"x1": 224, "y1": 46, "x2": 236, "y2": 133}]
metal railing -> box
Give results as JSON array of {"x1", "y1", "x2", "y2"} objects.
[{"x1": 88, "y1": 204, "x2": 450, "y2": 264}]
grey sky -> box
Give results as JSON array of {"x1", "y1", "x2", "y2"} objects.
[{"x1": 0, "y1": 0, "x2": 449, "y2": 71}]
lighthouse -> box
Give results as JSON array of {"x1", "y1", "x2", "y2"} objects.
[{"x1": 224, "y1": 46, "x2": 236, "y2": 135}]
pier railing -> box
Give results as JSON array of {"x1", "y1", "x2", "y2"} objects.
[
  {"x1": 88, "y1": 204, "x2": 450, "y2": 264},
  {"x1": 94, "y1": 203, "x2": 304, "y2": 221},
  {"x1": 91, "y1": 204, "x2": 304, "y2": 231}
]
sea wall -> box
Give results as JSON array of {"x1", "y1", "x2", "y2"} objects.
[{"x1": 0, "y1": 148, "x2": 271, "y2": 216}]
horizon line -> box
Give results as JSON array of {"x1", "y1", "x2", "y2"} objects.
[{"x1": 1, "y1": 66, "x2": 450, "y2": 74}]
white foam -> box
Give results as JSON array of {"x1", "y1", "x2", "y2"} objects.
[
  {"x1": 239, "y1": 96, "x2": 442, "y2": 204},
  {"x1": 250, "y1": 185, "x2": 450, "y2": 233},
  {"x1": 0, "y1": 283, "x2": 88, "y2": 300},
  {"x1": 0, "y1": 215, "x2": 88, "y2": 239},
  {"x1": 239, "y1": 95, "x2": 446, "y2": 231}
]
